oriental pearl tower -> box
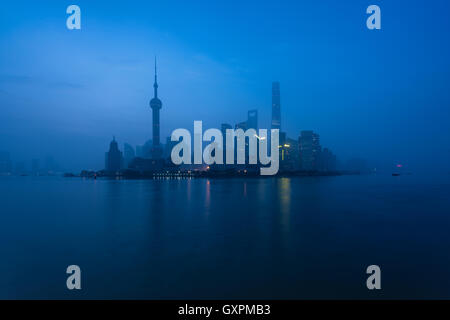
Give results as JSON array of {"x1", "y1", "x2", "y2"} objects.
[{"x1": 150, "y1": 57, "x2": 163, "y2": 159}]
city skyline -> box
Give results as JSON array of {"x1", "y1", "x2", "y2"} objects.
[
  {"x1": 102, "y1": 66, "x2": 337, "y2": 176},
  {"x1": 0, "y1": 61, "x2": 343, "y2": 175},
  {"x1": 0, "y1": 1, "x2": 449, "y2": 172},
  {"x1": 2, "y1": 0, "x2": 450, "y2": 304}
]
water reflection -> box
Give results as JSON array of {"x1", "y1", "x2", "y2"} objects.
[
  {"x1": 278, "y1": 178, "x2": 291, "y2": 228},
  {"x1": 205, "y1": 179, "x2": 211, "y2": 211},
  {"x1": 148, "y1": 180, "x2": 165, "y2": 246},
  {"x1": 2, "y1": 175, "x2": 447, "y2": 298},
  {"x1": 243, "y1": 181, "x2": 247, "y2": 198}
]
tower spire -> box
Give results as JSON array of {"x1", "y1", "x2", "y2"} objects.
[
  {"x1": 153, "y1": 56, "x2": 158, "y2": 98},
  {"x1": 149, "y1": 56, "x2": 162, "y2": 159}
]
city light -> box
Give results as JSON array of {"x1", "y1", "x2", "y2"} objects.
[{"x1": 254, "y1": 134, "x2": 266, "y2": 140}]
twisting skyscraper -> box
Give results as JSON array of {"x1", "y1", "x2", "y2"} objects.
[
  {"x1": 271, "y1": 81, "x2": 281, "y2": 130},
  {"x1": 150, "y1": 57, "x2": 163, "y2": 159}
]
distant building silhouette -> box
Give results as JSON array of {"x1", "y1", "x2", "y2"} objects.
[
  {"x1": 105, "y1": 137, "x2": 123, "y2": 172},
  {"x1": 219, "y1": 123, "x2": 233, "y2": 167},
  {"x1": 135, "y1": 145, "x2": 144, "y2": 158},
  {"x1": 209, "y1": 111, "x2": 261, "y2": 173},
  {"x1": 164, "y1": 136, "x2": 178, "y2": 160},
  {"x1": 320, "y1": 148, "x2": 337, "y2": 172},
  {"x1": 279, "y1": 131, "x2": 286, "y2": 145},
  {"x1": 150, "y1": 57, "x2": 163, "y2": 159},
  {"x1": 271, "y1": 81, "x2": 281, "y2": 130},
  {"x1": 136, "y1": 139, "x2": 152, "y2": 158},
  {"x1": 247, "y1": 109, "x2": 258, "y2": 130},
  {"x1": 206, "y1": 123, "x2": 231, "y2": 173},
  {"x1": 221, "y1": 123, "x2": 232, "y2": 144},
  {"x1": 235, "y1": 121, "x2": 247, "y2": 131},
  {"x1": 123, "y1": 143, "x2": 135, "y2": 168},
  {"x1": 235, "y1": 120, "x2": 249, "y2": 167},
  {"x1": 280, "y1": 136, "x2": 299, "y2": 171},
  {"x1": 299, "y1": 131, "x2": 321, "y2": 170}
]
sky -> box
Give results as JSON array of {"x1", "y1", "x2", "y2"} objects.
[{"x1": 0, "y1": 0, "x2": 449, "y2": 172}]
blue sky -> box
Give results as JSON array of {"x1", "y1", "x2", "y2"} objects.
[{"x1": 0, "y1": 0, "x2": 449, "y2": 171}]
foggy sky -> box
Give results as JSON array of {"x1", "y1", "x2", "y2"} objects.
[{"x1": 1, "y1": 0, "x2": 449, "y2": 172}]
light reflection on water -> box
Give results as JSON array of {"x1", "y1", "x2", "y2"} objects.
[{"x1": 0, "y1": 174, "x2": 450, "y2": 299}]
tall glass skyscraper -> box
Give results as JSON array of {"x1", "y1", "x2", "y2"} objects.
[
  {"x1": 271, "y1": 81, "x2": 281, "y2": 130},
  {"x1": 298, "y1": 130, "x2": 321, "y2": 171}
]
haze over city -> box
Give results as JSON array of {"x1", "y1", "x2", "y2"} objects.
[
  {"x1": 3, "y1": 0, "x2": 450, "y2": 304},
  {"x1": 1, "y1": 0, "x2": 449, "y2": 172}
]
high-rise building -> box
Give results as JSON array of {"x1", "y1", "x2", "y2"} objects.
[
  {"x1": 234, "y1": 121, "x2": 253, "y2": 167},
  {"x1": 280, "y1": 137, "x2": 299, "y2": 171},
  {"x1": 164, "y1": 136, "x2": 178, "y2": 160},
  {"x1": 221, "y1": 123, "x2": 232, "y2": 160},
  {"x1": 221, "y1": 123, "x2": 232, "y2": 137},
  {"x1": 208, "y1": 123, "x2": 233, "y2": 172},
  {"x1": 235, "y1": 121, "x2": 248, "y2": 131},
  {"x1": 298, "y1": 131, "x2": 321, "y2": 171},
  {"x1": 150, "y1": 57, "x2": 163, "y2": 159},
  {"x1": 321, "y1": 148, "x2": 337, "y2": 172},
  {"x1": 123, "y1": 143, "x2": 135, "y2": 168},
  {"x1": 279, "y1": 131, "x2": 286, "y2": 146},
  {"x1": 135, "y1": 139, "x2": 152, "y2": 158},
  {"x1": 271, "y1": 81, "x2": 281, "y2": 130},
  {"x1": 105, "y1": 137, "x2": 123, "y2": 172},
  {"x1": 247, "y1": 109, "x2": 258, "y2": 130}
]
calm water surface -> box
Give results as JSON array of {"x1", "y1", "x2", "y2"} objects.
[{"x1": 1, "y1": 174, "x2": 450, "y2": 299}]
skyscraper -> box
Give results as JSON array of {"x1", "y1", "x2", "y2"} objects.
[
  {"x1": 221, "y1": 123, "x2": 233, "y2": 155},
  {"x1": 164, "y1": 136, "x2": 178, "y2": 160},
  {"x1": 123, "y1": 143, "x2": 135, "y2": 168},
  {"x1": 105, "y1": 137, "x2": 123, "y2": 172},
  {"x1": 150, "y1": 57, "x2": 163, "y2": 159},
  {"x1": 321, "y1": 148, "x2": 337, "y2": 172},
  {"x1": 271, "y1": 81, "x2": 281, "y2": 130},
  {"x1": 247, "y1": 109, "x2": 258, "y2": 130},
  {"x1": 298, "y1": 131, "x2": 321, "y2": 171}
]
